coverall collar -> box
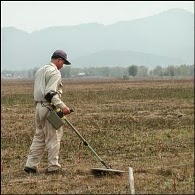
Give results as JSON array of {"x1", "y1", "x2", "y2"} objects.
[{"x1": 49, "y1": 62, "x2": 59, "y2": 71}]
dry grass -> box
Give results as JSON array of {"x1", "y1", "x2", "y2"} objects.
[{"x1": 1, "y1": 78, "x2": 194, "y2": 194}]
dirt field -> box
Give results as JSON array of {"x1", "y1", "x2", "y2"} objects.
[{"x1": 1, "y1": 78, "x2": 194, "y2": 194}]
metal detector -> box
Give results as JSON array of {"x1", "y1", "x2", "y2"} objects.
[{"x1": 62, "y1": 115, "x2": 125, "y2": 176}]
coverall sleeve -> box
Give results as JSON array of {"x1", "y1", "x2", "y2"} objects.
[{"x1": 45, "y1": 71, "x2": 66, "y2": 110}]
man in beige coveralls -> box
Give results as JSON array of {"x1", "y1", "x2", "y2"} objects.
[{"x1": 24, "y1": 50, "x2": 71, "y2": 174}]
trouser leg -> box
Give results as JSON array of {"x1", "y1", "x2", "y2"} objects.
[
  {"x1": 25, "y1": 103, "x2": 46, "y2": 169},
  {"x1": 43, "y1": 120, "x2": 63, "y2": 171},
  {"x1": 25, "y1": 103, "x2": 64, "y2": 171},
  {"x1": 25, "y1": 128, "x2": 45, "y2": 169}
]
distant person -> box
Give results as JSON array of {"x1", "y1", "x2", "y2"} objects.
[{"x1": 24, "y1": 50, "x2": 71, "y2": 174}]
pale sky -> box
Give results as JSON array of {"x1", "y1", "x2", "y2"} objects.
[{"x1": 1, "y1": 1, "x2": 194, "y2": 33}]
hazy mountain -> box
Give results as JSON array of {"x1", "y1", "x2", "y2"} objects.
[
  {"x1": 1, "y1": 8, "x2": 194, "y2": 70},
  {"x1": 71, "y1": 50, "x2": 186, "y2": 68}
]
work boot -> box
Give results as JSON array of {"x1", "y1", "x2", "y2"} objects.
[{"x1": 24, "y1": 166, "x2": 38, "y2": 174}]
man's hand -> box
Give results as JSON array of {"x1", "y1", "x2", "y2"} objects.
[{"x1": 62, "y1": 106, "x2": 71, "y2": 115}]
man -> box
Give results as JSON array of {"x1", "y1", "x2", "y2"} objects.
[{"x1": 24, "y1": 50, "x2": 71, "y2": 174}]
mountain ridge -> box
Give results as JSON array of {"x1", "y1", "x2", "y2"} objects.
[{"x1": 1, "y1": 8, "x2": 194, "y2": 70}]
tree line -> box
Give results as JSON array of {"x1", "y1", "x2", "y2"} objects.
[
  {"x1": 1, "y1": 64, "x2": 194, "y2": 79},
  {"x1": 61, "y1": 64, "x2": 194, "y2": 78}
]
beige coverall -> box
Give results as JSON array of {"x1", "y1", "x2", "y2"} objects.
[{"x1": 25, "y1": 62, "x2": 67, "y2": 171}]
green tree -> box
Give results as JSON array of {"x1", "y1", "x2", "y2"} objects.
[
  {"x1": 128, "y1": 65, "x2": 138, "y2": 77},
  {"x1": 167, "y1": 65, "x2": 175, "y2": 78}
]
